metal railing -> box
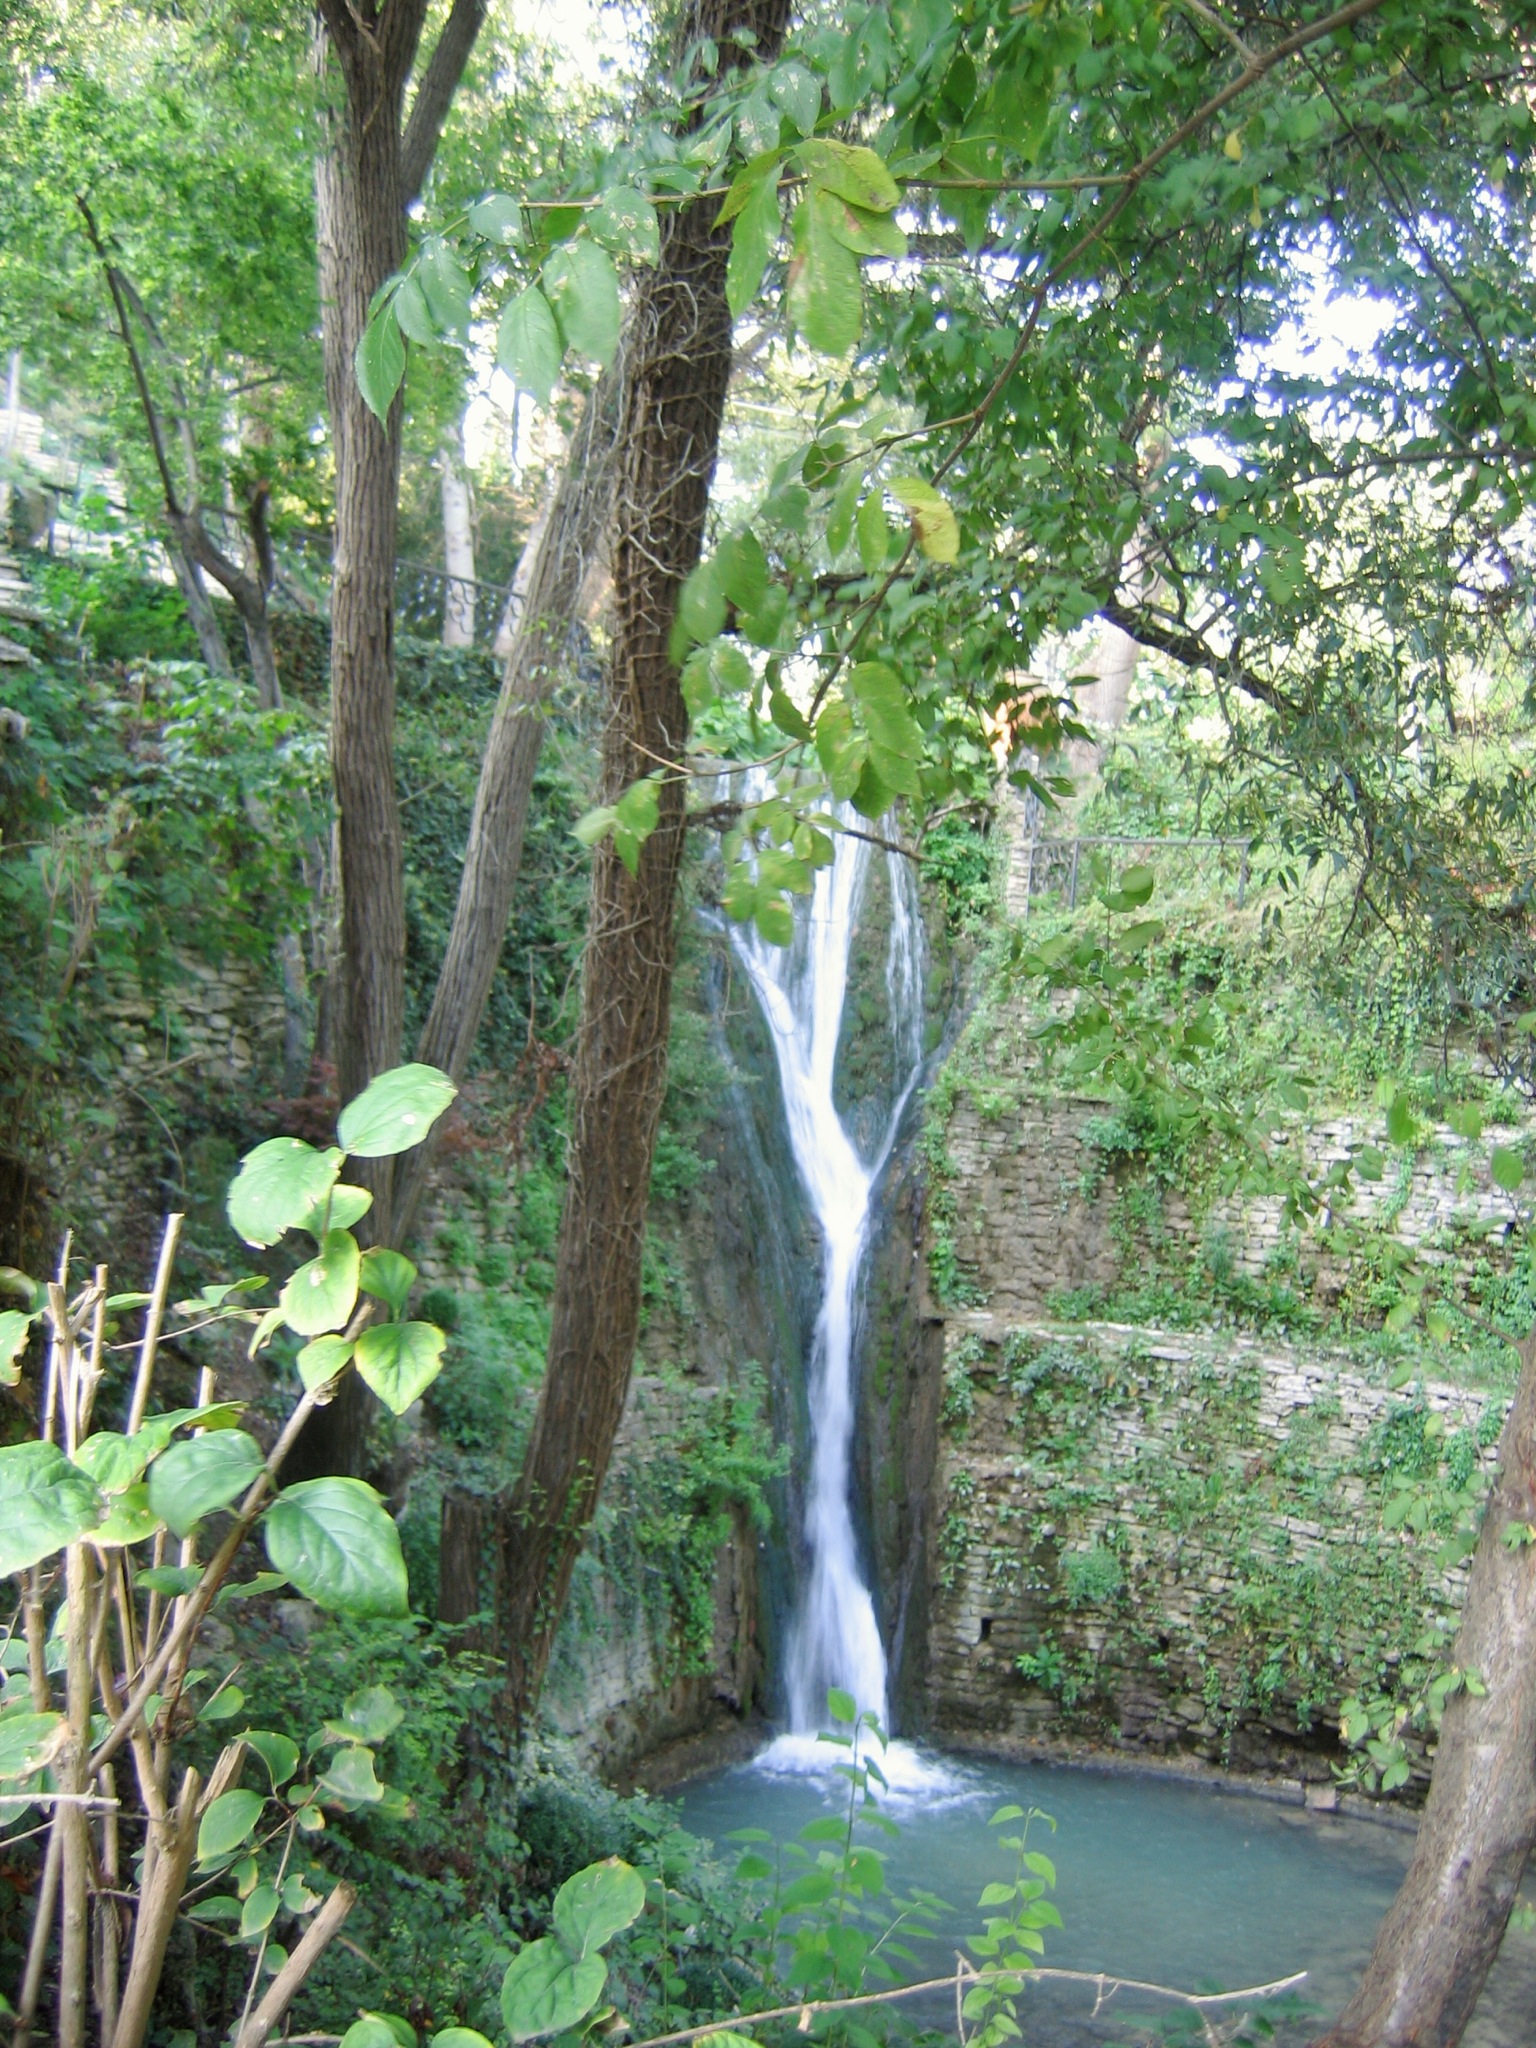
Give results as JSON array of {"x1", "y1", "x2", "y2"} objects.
[{"x1": 1017, "y1": 832, "x2": 1252, "y2": 914}]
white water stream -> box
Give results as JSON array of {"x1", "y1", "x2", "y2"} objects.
[{"x1": 730, "y1": 810, "x2": 926, "y2": 1749}]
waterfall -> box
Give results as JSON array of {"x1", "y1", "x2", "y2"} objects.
[{"x1": 730, "y1": 811, "x2": 926, "y2": 1735}]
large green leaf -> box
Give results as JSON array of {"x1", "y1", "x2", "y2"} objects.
[
  {"x1": 816, "y1": 696, "x2": 868, "y2": 801},
  {"x1": 355, "y1": 308, "x2": 406, "y2": 423},
  {"x1": 147, "y1": 1429, "x2": 264, "y2": 1539},
  {"x1": 418, "y1": 239, "x2": 472, "y2": 338},
  {"x1": 296, "y1": 1184, "x2": 373, "y2": 1240},
  {"x1": 0, "y1": 1708, "x2": 63, "y2": 1781},
  {"x1": 296, "y1": 1334, "x2": 356, "y2": 1393},
  {"x1": 0, "y1": 1442, "x2": 105, "y2": 1576},
  {"x1": 849, "y1": 661, "x2": 923, "y2": 795},
  {"x1": 788, "y1": 192, "x2": 862, "y2": 356},
  {"x1": 93, "y1": 1484, "x2": 159, "y2": 1548},
  {"x1": 353, "y1": 1322, "x2": 445, "y2": 1415},
  {"x1": 588, "y1": 187, "x2": 660, "y2": 267},
  {"x1": 197, "y1": 1788, "x2": 265, "y2": 1864},
  {"x1": 545, "y1": 241, "x2": 621, "y2": 366},
  {"x1": 337, "y1": 1065, "x2": 457, "y2": 1159},
  {"x1": 768, "y1": 61, "x2": 821, "y2": 137},
  {"x1": 500, "y1": 1937, "x2": 607, "y2": 2043},
  {"x1": 264, "y1": 1479, "x2": 408, "y2": 1618},
  {"x1": 798, "y1": 137, "x2": 900, "y2": 210},
  {"x1": 358, "y1": 1248, "x2": 416, "y2": 1316},
  {"x1": 498, "y1": 286, "x2": 562, "y2": 407},
  {"x1": 279, "y1": 1230, "x2": 361, "y2": 1338},
  {"x1": 553, "y1": 1858, "x2": 646, "y2": 1959},
  {"x1": 227, "y1": 1140, "x2": 343, "y2": 1250},
  {"x1": 73, "y1": 1430, "x2": 148, "y2": 1493}
]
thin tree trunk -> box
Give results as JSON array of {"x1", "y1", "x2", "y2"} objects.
[
  {"x1": 167, "y1": 540, "x2": 234, "y2": 677},
  {"x1": 440, "y1": 428, "x2": 477, "y2": 648},
  {"x1": 388, "y1": 368, "x2": 619, "y2": 1246},
  {"x1": 495, "y1": 0, "x2": 790, "y2": 1728},
  {"x1": 1313, "y1": 1325, "x2": 1536, "y2": 2048}
]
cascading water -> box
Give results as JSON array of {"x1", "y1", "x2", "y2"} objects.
[{"x1": 730, "y1": 807, "x2": 926, "y2": 1743}]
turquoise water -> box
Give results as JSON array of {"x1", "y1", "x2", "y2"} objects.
[{"x1": 677, "y1": 1745, "x2": 1535, "y2": 2046}]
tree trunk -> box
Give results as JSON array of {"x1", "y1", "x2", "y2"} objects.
[
  {"x1": 1313, "y1": 1325, "x2": 1536, "y2": 2048},
  {"x1": 295, "y1": 0, "x2": 488, "y2": 1479},
  {"x1": 495, "y1": 0, "x2": 789, "y2": 1728},
  {"x1": 440, "y1": 427, "x2": 477, "y2": 648},
  {"x1": 388, "y1": 367, "x2": 619, "y2": 1246},
  {"x1": 167, "y1": 540, "x2": 234, "y2": 677}
]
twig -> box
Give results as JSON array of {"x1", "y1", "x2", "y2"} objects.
[
  {"x1": 234, "y1": 1882, "x2": 356, "y2": 2048},
  {"x1": 128, "y1": 1214, "x2": 184, "y2": 1433},
  {"x1": 623, "y1": 1961, "x2": 1309, "y2": 2048}
]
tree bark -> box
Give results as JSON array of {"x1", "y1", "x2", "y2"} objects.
[
  {"x1": 1313, "y1": 1325, "x2": 1536, "y2": 2048},
  {"x1": 166, "y1": 540, "x2": 235, "y2": 677},
  {"x1": 440, "y1": 428, "x2": 477, "y2": 648},
  {"x1": 494, "y1": 0, "x2": 790, "y2": 1728},
  {"x1": 387, "y1": 367, "x2": 619, "y2": 1247}
]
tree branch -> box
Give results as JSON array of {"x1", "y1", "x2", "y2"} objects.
[
  {"x1": 1100, "y1": 595, "x2": 1302, "y2": 719},
  {"x1": 400, "y1": 0, "x2": 486, "y2": 198}
]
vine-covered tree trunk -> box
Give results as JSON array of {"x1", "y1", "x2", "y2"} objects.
[
  {"x1": 291, "y1": 0, "x2": 487, "y2": 1479},
  {"x1": 495, "y1": 0, "x2": 790, "y2": 1728},
  {"x1": 1314, "y1": 1326, "x2": 1536, "y2": 2048}
]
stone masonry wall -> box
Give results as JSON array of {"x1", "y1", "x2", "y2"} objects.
[{"x1": 925, "y1": 1318, "x2": 1493, "y2": 1784}]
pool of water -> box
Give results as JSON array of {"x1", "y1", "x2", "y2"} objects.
[{"x1": 677, "y1": 1743, "x2": 1536, "y2": 2046}]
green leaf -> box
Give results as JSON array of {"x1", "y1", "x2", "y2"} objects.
[
  {"x1": 148, "y1": 1430, "x2": 264, "y2": 1540},
  {"x1": 552, "y1": 1857, "x2": 646, "y2": 1959},
  {"x1": 216, "y1": 1571, "x2": 289, "y2": 1606},
  {"x1": 419, "y1": 239, "x2": 473, "y2": 338},
  {"x1": 335, "y1": 1685, "x2": 404, "y2": 1745},
  {"x1": 317, "y1": 1744, "x2": 384, "y2": 1808},
  {"x1": 546, "y1": 241, "x2": 621, "y2": 366},
  {"x1": 338, "y1": 1064, "x2": 457, "y2": 1159},
  {"x1": 1446, "y1": 1103, "x2": 1484, "y2": 1140},
  {"x1": 734, "y1": 91, "x2": 781, "y2": 160},
  {"x1": 827, "y1": 470, "x2": 860, "y2": 557},
  {"x1": 353, "y1": 1322, "x2": 446, "y2": 1415},
  {"x1": 788, "y1": 193, "x2": 862, "y2": 356},
  {"x1": 889, "y1": 475, "x2": 959, "y2": 562},
  {"x1": 0, "y1": 1311, "x2": 32, "y2": 1386},
  {"x1": 433, "y1": 2034, "x2": 496, "y2": 2048},
  {"x1": 675, "y1": 557, "x2": 727, "y2": 650},
  {"x1": 134, "y1": 1565, "x2": 199, "y2": 1597},
  {"x1": 0, "y1": 1441, "x2": 105, "y2": 1575},
  {"x1": 498, "y1": 286, "x2": 563, "y2": 407},
  {"x1": 469, "y1": 192, "x2": 522, "y2": 242},
  {"x1": 613, "y1": 775, "x2": 661, "y2": 878},
  {"x1": 264, "y1": 1479, "x2": 409, "y2": 1618},
  {"x1": 856, "y1": 491, "x2": 890, "y2": 573},
  {"x1": 823, "y1": 198, "x2": 907, "y2": 259},
  {"x1": 201, "y1": 1684, "x2": 245, "y2": 1724},
  {"x1": 0, "y1": 1709, "x2": 62, "y2": 1781},
  {"x1": 340, "y1": 2021, "x2": 399, "y2": 2048},
  {"x1": 241, "y1": 1884, "x2": 280, "y2": 1938},
  {"x1": 827, "y1": 1685, "x2": 857, "y2": 1723},
  {"x1": 798, "y1": 138, "x2": 900, "y2": 210},
  {"x1": 500, "y1": 1936, "x2": 608, "y2": 2043},
  {"x1": 296, "y1": 1335, "x2": 356, "y2": 1394},
  {"x1": 227, "y1": 1140, "x2": 344, "y2": 1250},
  {"x1": 245, "y1": 1731, "x2": 300, "y2": 1789},
  {"x1": 718, "y1": 530, "x2": 770, "y2": 613},
  {"x1": 849, "y1": 661, "x2": 923, "y2": 795},
  {"x1": 588, "y1": 187, "x2": 660, "y2": 266},
  {"x1": 359, "y1": 1249, "x2": 416, "y2": 1316},
  {"x1": 73, "y1": 1431, "x2": 148, "y2": 1493},
  {"x1": 715, "y1": 149, "x2": 783, "y2": 224},
  {"x1": 727, "y1": 179, "x2": 780, "y2": 322},
  {"x1": 1384, "y1": 1092, "x2": 1418, "y2": 1148},
  {"x1": 768, "y1": 61, "x2": 821, "y2": 137},
  {"x1": 197, "y1": 1789, "x2": 265, "y2": 1865},
  {"x1": 391, "y1": 273, "x2": 436, "y2": 345},
  {"x1": 297, "y1": 1185, "x2": 373, "y2": 1240},
  {"x1": 754, "y1": 894, "x2": 794, "y2": 945},
  {"x1": 1492, "y1": 1145, "x2": 1525, "y2": 1192},
  {"x1": 816, "y1": 697, "x2": 868, "y2": 801},
  {"x1": 93, "y1": 1484, "x2": 159, "y2": 1548},
  {"x1": 355, "y1": 310, "x2": 406, "y2": 423},
  {"x1": 279, "y1": 1230, "x2": 361, "y2": 1339}
]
